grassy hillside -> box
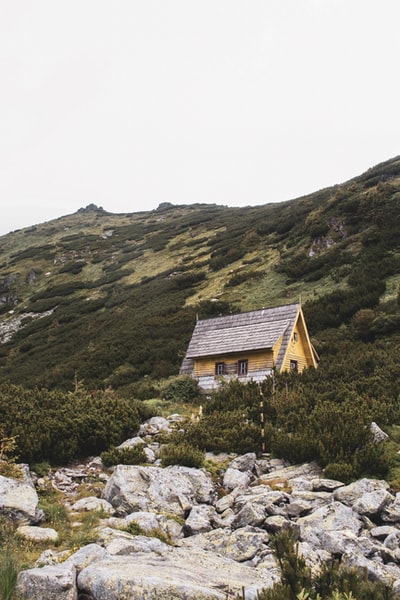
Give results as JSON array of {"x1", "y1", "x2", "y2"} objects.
[{"x1": 0, "y1": 157, "x2": 399, "y2": 391}]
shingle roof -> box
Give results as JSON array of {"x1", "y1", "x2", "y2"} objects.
[{"x1": 185, "y1": 303, "x2": 300, "y2": 360}]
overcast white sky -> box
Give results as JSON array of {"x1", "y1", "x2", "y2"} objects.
[{"x1": 1, "y1": 1, "x2": 399, "y2": 235}]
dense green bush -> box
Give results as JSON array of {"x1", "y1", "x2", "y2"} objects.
[
  {"x1": 0, "y1": 383, "x2": 144, "y2": 464},
  {"x1": 185, "y1": 409, "x2": 261, "y2": 455},
  {"x1": 160, "y1": 441, "x2": 204, "y2": 468},
  {"x1": 100, "y1": 444, "x2": 147, "y2": 467},
  {"x1": 160, "y1": 375, "x2": 201, "y2": 403}
]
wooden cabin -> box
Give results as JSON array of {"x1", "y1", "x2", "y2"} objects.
[{"x1": 180, "y1": 302, "x2": 318, "y2": 390}]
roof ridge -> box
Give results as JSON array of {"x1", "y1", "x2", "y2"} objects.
[{"x1": 197, "y1": 302, "x2": 300, "y2": 324}]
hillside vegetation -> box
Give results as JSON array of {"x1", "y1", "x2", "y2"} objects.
[{"x1": 0, "y1": 157, "x2": 399, "y2": 392}]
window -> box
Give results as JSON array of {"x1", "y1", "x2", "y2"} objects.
[
  {"x1": 290, "y1": 359, "x2": 298, "y2": 372},
  {"x1": 238, "y1": 359, "x2": 248, "y2": 375},
  {"x1": 293, "y1": 332, "x2": 298, "y2": 342},
  {"x1": 215, "y1": 362, "x2": 225, "y2": 376}
]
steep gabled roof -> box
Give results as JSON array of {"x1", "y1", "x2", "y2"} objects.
[{"x1": 185, "y1": 303, "x2": 300, "y2": 368}]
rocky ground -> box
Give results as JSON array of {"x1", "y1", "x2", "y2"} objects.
[{"x1": 2, "y1": 416, "x2": 400, "y2": 599}]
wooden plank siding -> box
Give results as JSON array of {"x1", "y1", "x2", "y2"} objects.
[{"x1": 194, "y1": 349, "x2": 275, "y2": 377}]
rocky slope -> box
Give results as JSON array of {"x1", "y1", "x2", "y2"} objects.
[{"x1": 1, "y1": 416, "x2": 399, "y2": 599}]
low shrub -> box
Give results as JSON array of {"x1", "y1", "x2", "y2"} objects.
[
  {"x1": 160, "y1": 442, "x2": 204, "y2": 468},
  {"x1": 323, "y1": 462, "x2": 355, "y2": 484},
  {"x1": 160, "y1": 376, "x2": 201, "y2": 403},
  {"x1": 100, "y1": 444, "x2": 147, "y2": 467},
  {"x1": 186, "y1": 410, "x2": 260, "y2": 455}
]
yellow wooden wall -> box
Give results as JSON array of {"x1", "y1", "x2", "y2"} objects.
[
  {"x1": 194, "y1": 349, "x2": 275, "y2": 377},
  {"x1": 280, "y1": 320, "x2": 315, "y2": 372}
]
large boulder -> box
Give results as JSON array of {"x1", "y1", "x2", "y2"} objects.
[
  {"x1": 181, "y1": 525, "x2": 272, "y2": 564},
  {"x1": 102, "y1": 465, "x2": 216, "y2": 517},
  {"x1": 0, "y1": 474, "x2": 41, "y2": 524},
  {"x1": 184, "y1": 504, "x2": 221, "y2": 535},
  {"x1": 223, "y1": 467, "x2": 251, "y2": 491},
  {"x1": 17, "y1": 563, "x2": 77, "y2": 600},
  {"x1": 333, "y1": 478, "x2": 391, "y2": 508},
  {"x1": 298, "y1": 501, "x2": 364, "y2": 549},
  {"x1": 77, "y1": 546, "x2": 277, "y2": 599}
]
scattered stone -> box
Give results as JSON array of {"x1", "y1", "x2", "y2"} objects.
[
  {"x1": 17, "y1": 525, "x2": 59, "y2": 543},
  {"x1": 70, "y1": 497, "x2": 115, "y2": 515}
]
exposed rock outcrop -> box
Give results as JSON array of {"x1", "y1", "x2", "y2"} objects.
[{"x1": 15, "y1": 423, "x2": 400, "y2": 599}]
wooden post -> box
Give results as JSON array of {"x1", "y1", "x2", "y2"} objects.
[{"x1": 259, "y1": 383, "x2": 266, "y2": 454}]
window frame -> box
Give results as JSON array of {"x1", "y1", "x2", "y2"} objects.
[
  {"x1": 290, "y1": 359, "x2": 298, "y2": 372},
  {"x1": 238, "y1": 359, "x2": 248, "y2": 376},
  {"x1": 215, "y1": 362, "x2": 226, "y2": 376}
]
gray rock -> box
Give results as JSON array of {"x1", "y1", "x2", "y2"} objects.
[
  {"x1": 139, "y1": 416, "x2": 172, "y2": 437},
  {"x1": 231, "y1": 502, "x2": 266, "y2": 529},
  {"x1": 229, "y1": 453, "x2": 257, "y2": 472},
  {"x1": 77, "y1": 547, "x2": 276, "y2": 599},
  {"x1": 334, "y1": 478, "x2": 391, "y2": 507},
  {"x1": 223, "y1": 467, "x2": 251, "y2": 491},
  {"x1": 102, "y1": 465, "x2": 216, "y2": 517},
  {"x1": 382, "y1": 492, "x2": 400, "y2": 523},
  {"x1": 263, "y1": 515, "x2": 294, "y2": 533},
  {"x1": 65, "y1": 544, "x2": 108, "y2": 572},
  {"x1": 184, "y1": 504, "x2": 220, "y2": 535},
  {"x1": 17, "y1": 563, "x2": 77, "y2": 600},
  {"x1": 16, "y1": 525, "x2": 58, "y2": 543},
  {"x1": 106, "y1": 534, "x2": 169, "y2": 556},
  {"x1": 258, "y1": 462, "x2": 321, "y2": 487},
  {"x1": 70, "y1": 496, "x2": 115, "y2": 515},
  {"x1": 0, "y1": 474, "x2": 41, "y2": 524},
  {"x1": 215, "y1": 487, "x2": 242, "y2": 513},
  {"x1": 311, "y1": 478, "x2": 344, "y2": 492},
  {"x1": 370, "y1": 421, "x2": 389, "y2": 443},
  {"x1": 298, "y1": 501, "x2": 363, "y2": 549},
  {"x1": 117, "y1": 436, "x2": 145, "y2": 450},
  {"x1": 352, "y1": 489, "x2": 393, "y2": 517},
  {"x1": 370, "y1": 525, "x2": 400, "y2": 540},
  {"x1": 181, "y1": 525, "x2": 270, "y2": 563}
]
